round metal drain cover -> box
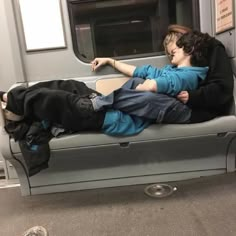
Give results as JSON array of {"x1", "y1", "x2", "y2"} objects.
[{"x1": 144, "y1": 184, "x2": 177, "y2": 198}]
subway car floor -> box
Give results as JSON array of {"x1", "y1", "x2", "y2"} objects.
[{"x1": 0, "y1": 173, "x2": 236, "y2": 236}]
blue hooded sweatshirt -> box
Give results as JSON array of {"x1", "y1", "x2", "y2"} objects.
[
  {"x1": 133, "y1": 64, "x2": 208, "y2": 96},
  {"x1": 103, "y1": 64, "x2": 209, "y2": 136}
]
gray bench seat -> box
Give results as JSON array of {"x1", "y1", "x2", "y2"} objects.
[
  {"x1": 10, "y1": 115, "x2": 236, "y2": 153},
  {"x1": 1, "y1": 78, "x2": 236, "y2": 196},
  {"x1": 6, "y1": 115, "x2": 236, "y2": 196}
]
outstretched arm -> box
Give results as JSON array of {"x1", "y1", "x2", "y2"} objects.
[{"x1": 91, "y1": 58, "x2": 136, "y2": 77}]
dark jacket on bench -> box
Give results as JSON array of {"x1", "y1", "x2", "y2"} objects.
[
  {"x1": 6, "y1": 80, "x2": 105, "y2": 132},
  {"x1": 5, "y1": 80, "x2": 105, "y2": 176}
]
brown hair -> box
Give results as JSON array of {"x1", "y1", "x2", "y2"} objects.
[
  {"x1": 163, "y1": 24, "x2": 192, "y2": 56},
  {"x1": 168, "y1": 24, "x2": 192, "y2": 34}
]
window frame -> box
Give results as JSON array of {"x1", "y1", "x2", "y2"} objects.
[{"x1": 67, "y1": 0, "x2": 200, "y2": 63}]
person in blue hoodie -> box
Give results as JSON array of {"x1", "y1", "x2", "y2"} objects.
[{"x1": 89, "y1": 31, "x2": 211, "y2": 135}]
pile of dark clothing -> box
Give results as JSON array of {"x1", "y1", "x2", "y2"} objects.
[{"x1": 4, "y1": 80, "x2": 105, "y2": 177}]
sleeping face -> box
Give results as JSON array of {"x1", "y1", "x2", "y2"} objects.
[
  {"x1": 169, "y1": 46, "x2": 191, "y2": 67},
  {"x1": 166, "y1": 40, "x2": 177, "y2": 60}
]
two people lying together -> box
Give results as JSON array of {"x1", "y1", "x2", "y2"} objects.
[{"x1": 0, "y1": 25, "x2": 234, "y2": 136}]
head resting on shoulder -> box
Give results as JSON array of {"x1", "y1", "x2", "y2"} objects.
[{"x1": 176, "y1": 30, "x2": 212, "y2": 67}]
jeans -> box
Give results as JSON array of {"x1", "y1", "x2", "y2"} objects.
[{"x1": 92, "y1": 77, "x2": 191, "y2": 124}]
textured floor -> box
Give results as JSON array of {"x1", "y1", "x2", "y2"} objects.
[{"x1": 1, "y1": 173, "x2": 236, "y2": 236}]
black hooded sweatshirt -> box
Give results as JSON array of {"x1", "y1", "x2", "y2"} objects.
[{"x1": 188, "y1": 38, "x2": 234, "y2": 123}]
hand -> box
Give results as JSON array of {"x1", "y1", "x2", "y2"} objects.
[
  {"x1": 135, "y1": 79, "x2": 157, "y2": 92},
  {"x1": 1, "y1": 101, "x2": 6, "y2": 110},
  {"x1": 91, "y1": 58, "x2": 110, "y2": 71},
  {"x1": 177, "y1": 91, "x2": 189, "y2": 103},
  {"x1": 3, "y1": 93, "x2": 7, "y2": 102}
]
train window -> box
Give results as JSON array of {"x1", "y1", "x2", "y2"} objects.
[{"x1": 67, "y1": 0, "x2": 200, "y2": 62}]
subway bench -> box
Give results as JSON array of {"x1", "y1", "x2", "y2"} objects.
[{"x1": 0, "y1": 77, "x2": 236, "y2": 196}]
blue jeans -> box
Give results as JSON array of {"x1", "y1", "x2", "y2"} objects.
[{"x1": 92, "y1": 78, "x2": 191, "y2": 123}]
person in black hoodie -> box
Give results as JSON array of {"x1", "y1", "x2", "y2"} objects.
[{"x1": 166, "y1": 24, "x2": 234, "y2": 123}]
